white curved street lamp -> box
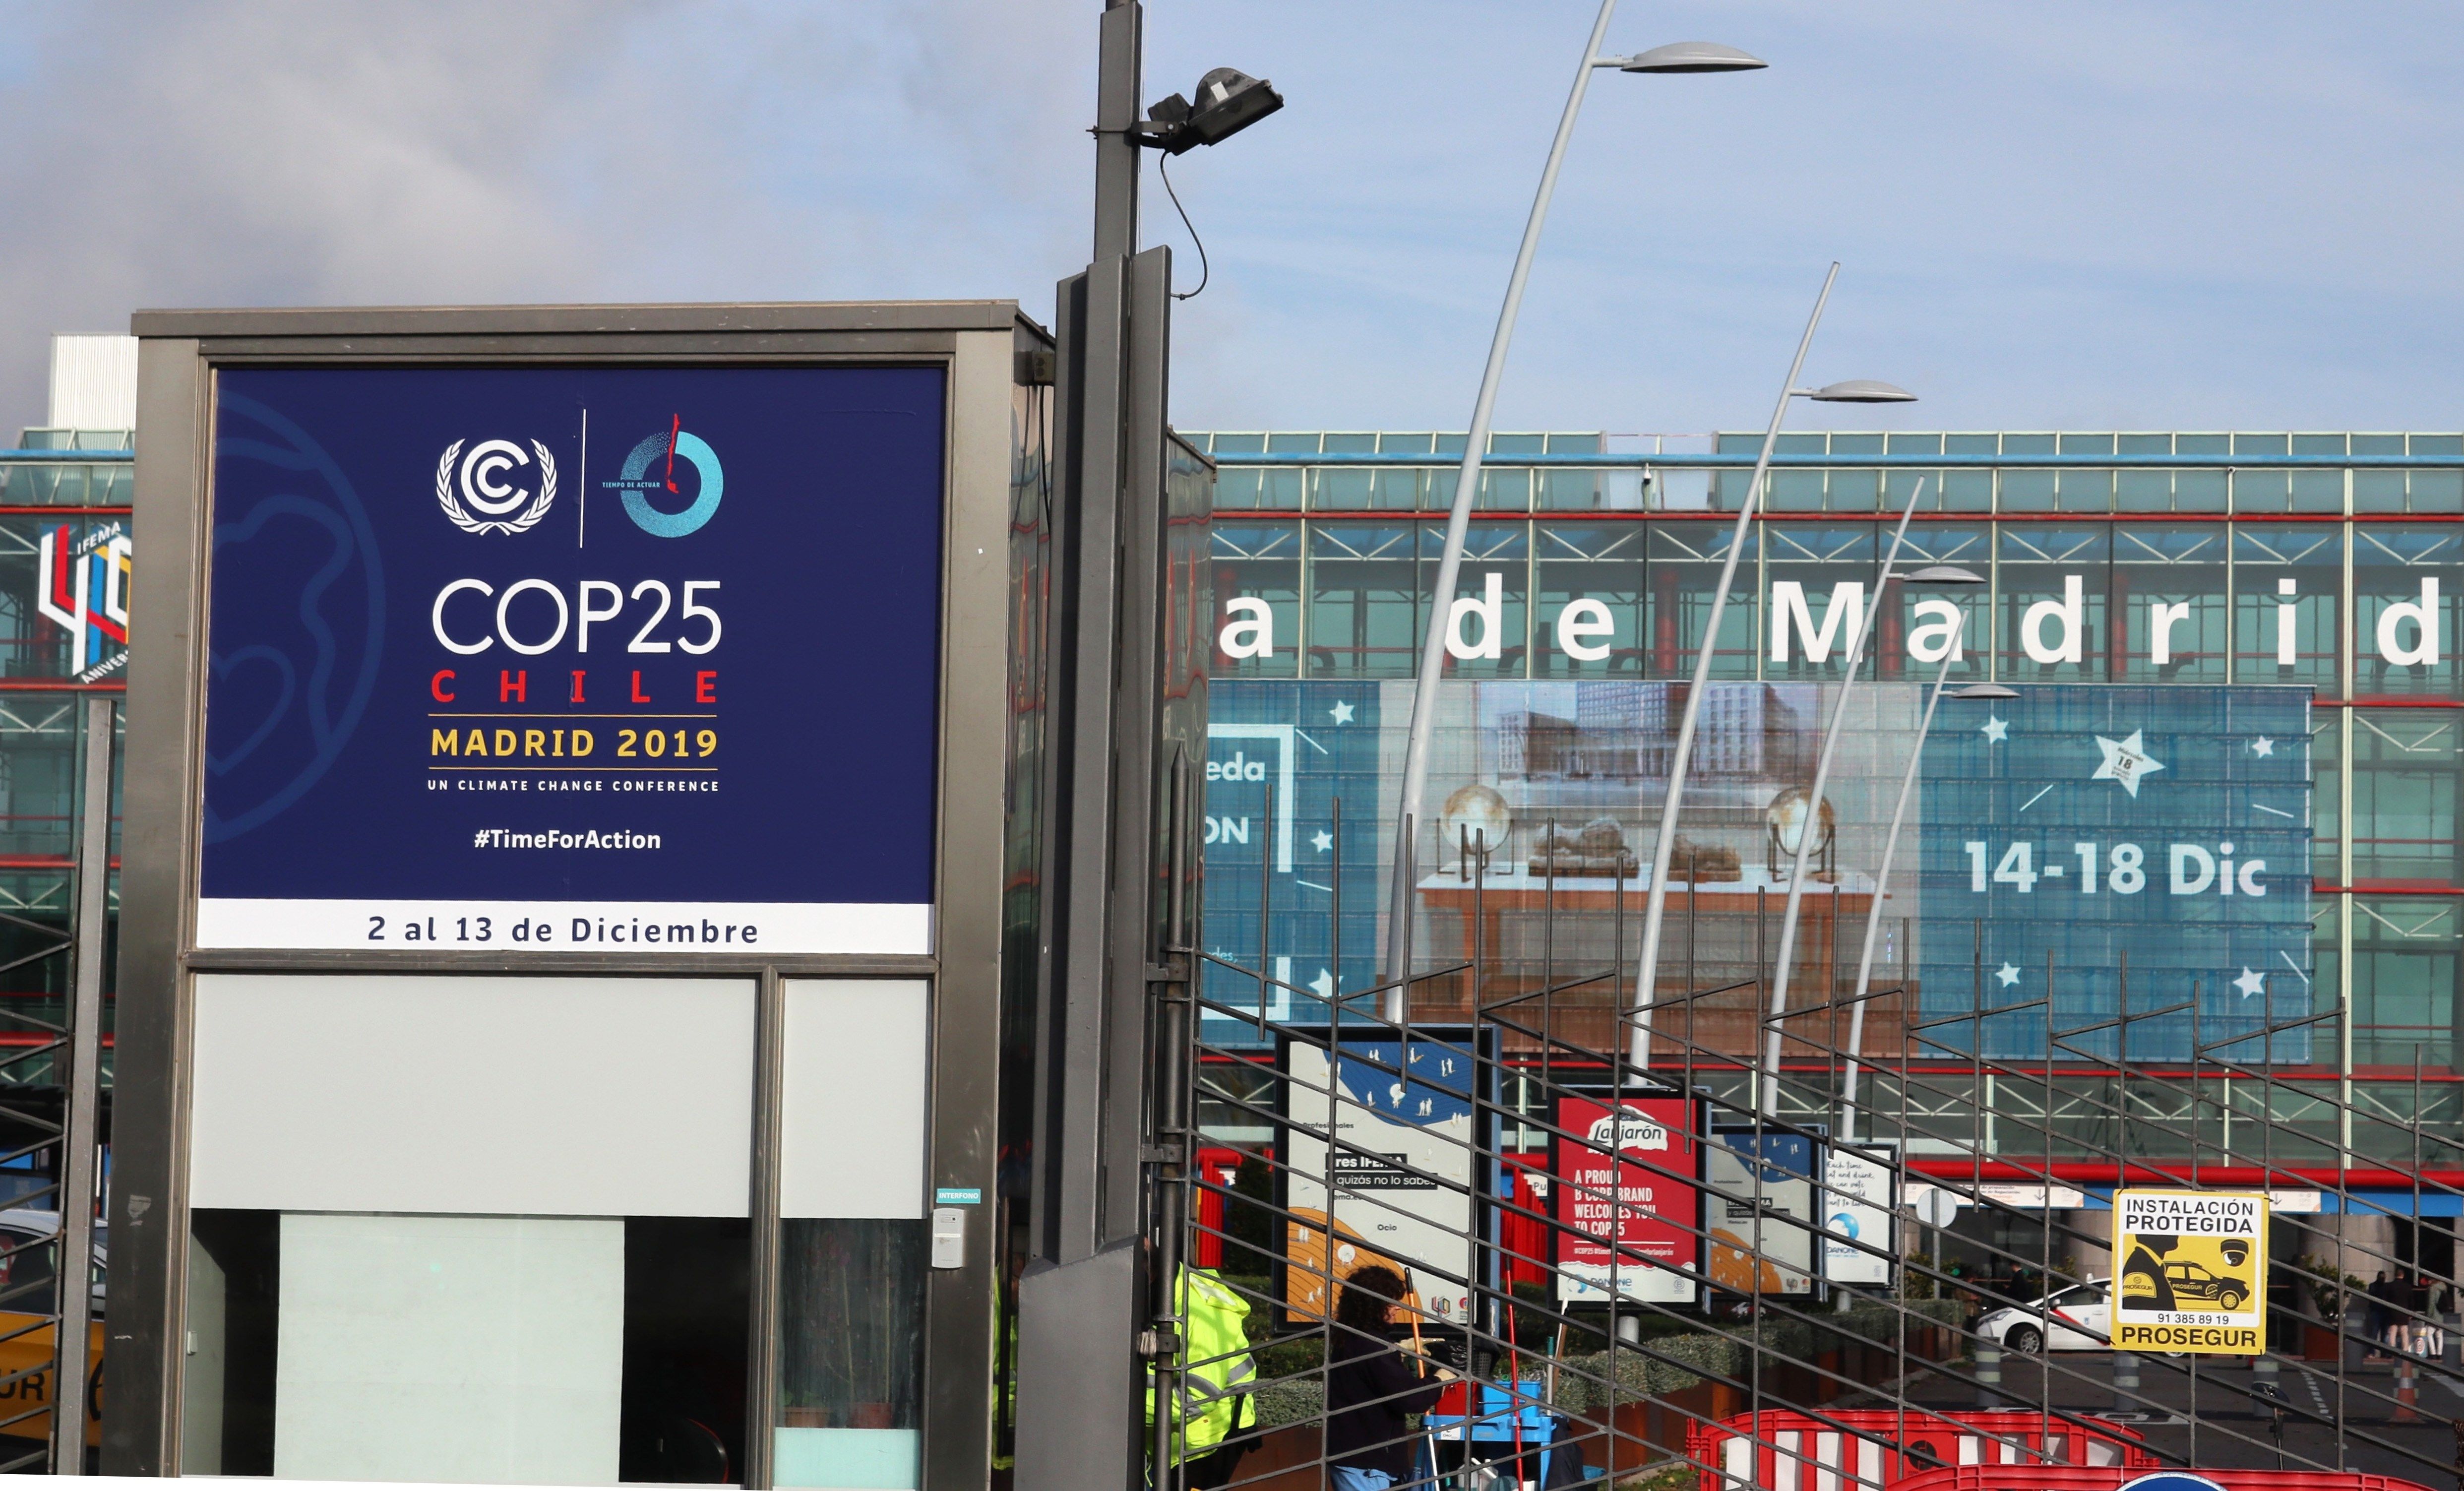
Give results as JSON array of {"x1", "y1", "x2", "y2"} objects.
[
  {"x1": 1623, "y1": 262, "x2": 1913, "y2": 1067},
  {"x1": 1752, "y1": 480, "x2": 1986, "y2": 1116},
  {"x1": 1383, "y1": 4, "x2": 1764, "y2": 1020}
]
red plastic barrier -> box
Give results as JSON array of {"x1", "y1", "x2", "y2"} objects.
[
  {"x1": 1688, "y1": 1408, "x2": 2155, "y2": 1491},
  {"x1": 1890, "y1": 1468, "x2": 2435, "y2": 1491}
]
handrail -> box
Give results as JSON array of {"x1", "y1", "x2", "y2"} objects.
[{"x1": 0, "y1": 450, "x2": 133, "y2": 463}]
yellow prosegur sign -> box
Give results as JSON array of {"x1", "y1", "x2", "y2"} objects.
[{"x1": 2112, "y1": 1188, "x2": 2270, "y2": 1355}]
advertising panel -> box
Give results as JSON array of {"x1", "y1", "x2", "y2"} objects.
[
  {"x1": 1284, "y1": 1036, "x2": 1478, "y2": 1326},
  {"x1": 1920, "y1": 686, "x2": 2313, "y2": 1062},
  {"x1": 1704, "y1": 1129, "x2": 1815, "y2": 1295},
  {"x1": 1200, "y1": 683, "x2": 1385, "y2": 1037},
  {"x1": 2111, "y1": 1188, "x2": 2270, "y2": 1355},
  {"x1": 1819, "y1": 1143, "x2": 1897, "y2": 1287},
  {"x1": 1551, "y1": 1097, "x2": 1700, "y2": 1305},
  {"x1": 200, "y1": 367, "x2": 945, "y2": 953}
]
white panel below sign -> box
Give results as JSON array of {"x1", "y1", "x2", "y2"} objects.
[
  {"x1": 782, "y1": 980, "x2": 929, "y2": 1219},
  {"x1": 195, "y1": 898, "x2": 932, "y2": 955},
  {"x1": 275, "y1": 1213, "x2": 624, "y2": 1484},
  {"x1": 190, "y1": 974, "x2": 754, "y2": 1216}
]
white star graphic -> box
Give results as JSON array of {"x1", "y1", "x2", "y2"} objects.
[
  {"x1": 1981, "y1": 715, "x2": 2009, "y2": 743},
  {"x1": 1995, "y1": 963, "x2": 2021, "y2": 988},
  {"x1": 1309, "y1": 968, "x2": 1336, "y2": 998},
  {"x1": 2250, "y1": 737, "x2": 2275, "y2": 757},
  {"x1": 1310, "y1": 829, "x2": 1334, "y2": 853},
  {"x1": 2092, "y1": 730, "x2": 2166, "y2": 798},
  {"x1": 1329, "y1": 700, "x2": 1355, "y2": 724},
  {"x1": 2233, "y1": 966, "x2": 2267, "y2": 998}
]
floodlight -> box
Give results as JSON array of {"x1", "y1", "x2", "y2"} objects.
[{"x1": 1134, "y1": 67, "x2": 1284, "y2": 155}]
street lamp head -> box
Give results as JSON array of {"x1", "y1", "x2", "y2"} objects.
[
  {"x1": 1806, "y1": 379, "x2": 1917, "y2": 403},
  {"x1": 1135, "y1": 67, "x2": 1284, "y2": 155},
  {"x1": 1902, "y1": 565, "x2": 1985, "y2": 585},
  {"x1": 1618, "y1": 41, "x2": 1768, "y2": 74},
  {"x1": 1951, "y1": 683, "x2": 2019, "y2": 700}
]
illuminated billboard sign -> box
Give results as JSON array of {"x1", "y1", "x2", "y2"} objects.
[
  {"x1": 200, "y1": 366, "x2": 945, "y2": 953},
  {"x1": 1918, "y1": 686, "x2": 2313, "y2": 1061}
]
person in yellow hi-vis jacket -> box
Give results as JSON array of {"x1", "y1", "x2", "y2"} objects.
[{"x1": 1147, "y1": 1263, "x2": 1260, "y2": 1490}]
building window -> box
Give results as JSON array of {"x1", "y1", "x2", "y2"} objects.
[
  {"x1": 2350, "y1": 895, "x2": 2460, "y2": 1072},
  {"x1": 1646, "y1": 521, "x2": 1757, "y2": 680},
  {"x1": 1211, "y1": 524, "x2": 1299, "y2": 680},
  {"x1": 2114, "y1": 524, "x2": 2227, "y2": 684},
  {"x1": 1996, "y1": 525, "x2": 2109, "y2": 683},
  {"x1": 2353, "y1": 525, "x2": 2464, "y2": 699},
  {"x1": 2231, "y1": 525, "x2": 2341, "y2": 692},
  {"x1": 1533, "y1": 523, "x2": 1644, "y2": 677},
  {"x1": 1304, "y1": 523, "x2": 1418, "y2": 678},
  {"x1": 2351, "y1": 709, "x2": 2464, "y2": 886}
]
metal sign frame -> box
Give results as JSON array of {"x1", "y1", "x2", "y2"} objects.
[{"x1": 104, "y1": 303, "x2": 1047, "y2": 1487}]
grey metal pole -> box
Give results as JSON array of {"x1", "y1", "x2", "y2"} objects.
[
  {"x1": 53, "y1": 696, "x2": 112, "y2": 1474},
  {"x1": 1838, "y1": 631, "x2": 1965, "y2": 1140},
  {"x1": 1626, "y1": 263, "x2": 1839, "y2": 1068},
  {"x1": 1756, "y1": 478, "x2": 1927, "y2": 1113},
  {"x1": 1384, "y1": 0, "x2": 1621, "y2": 1017}
]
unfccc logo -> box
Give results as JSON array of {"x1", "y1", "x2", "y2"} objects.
[{"x1": 436, "y1": 439, "x2": 557, "y2": 535}]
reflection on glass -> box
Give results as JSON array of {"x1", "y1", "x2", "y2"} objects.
[{"x1": 775, "y1": 1219, "x2": 926, "y2": 1491}]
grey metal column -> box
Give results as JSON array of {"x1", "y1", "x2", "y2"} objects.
[
  {"x1": 54, "y1": 696, "x2": 114, "y2": 1472},
  {"x1": 742, "y1": 966, "x2": 785, "y2": 1490},
  {"x1": 1016, "y1": 7, "x2": 1171, "y2": 1483}
]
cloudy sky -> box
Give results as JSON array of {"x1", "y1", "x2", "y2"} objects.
[{"x1": 4, "y1": 1, "x2": 2461, "y2": 436}]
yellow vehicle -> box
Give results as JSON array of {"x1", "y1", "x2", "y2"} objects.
[{"x1": 0, "y1": 1210, "x2": 105, "y2": 1450}]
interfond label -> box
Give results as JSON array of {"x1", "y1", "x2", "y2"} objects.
[{"x1": 199, "y1": 366, "x2": 946, "y2": 953}]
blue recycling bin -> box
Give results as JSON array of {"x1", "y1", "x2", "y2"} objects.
[{"x1": 1422, "y1": 1379, "x2": 1586, "y2": 1488}]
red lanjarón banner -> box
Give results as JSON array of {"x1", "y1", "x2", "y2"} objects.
[{"x1": 1553, "y1": 1097, "x2": 1700, "y2": 1304}]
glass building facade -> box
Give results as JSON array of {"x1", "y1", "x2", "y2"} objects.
[
  {"x1": 1192, "y1": 430, "x2": 2464, "y2": 1165},
  {"x1": 0, "y1": 426, "x2": 125, "y2": 1111}
]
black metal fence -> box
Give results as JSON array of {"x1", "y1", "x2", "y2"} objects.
[{"x1": 1142, "y1": 796, "x2": 2464, "y2": 1491}]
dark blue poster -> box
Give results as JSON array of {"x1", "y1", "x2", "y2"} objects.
[
  {"x1": 201, "y1": 366, "x2": 944, "y2": 953},
  {"x1": 1201, "y1": 681, "x2": 1385, "y2": 1046},
  {"x1": 1918, "y1": 686, "x2": 2314, "y2": 1062}
]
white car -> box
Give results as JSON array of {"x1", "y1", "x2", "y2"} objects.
[{"x1": 1977, "y1": 1280, "x2": 2109, "y2": 1354}]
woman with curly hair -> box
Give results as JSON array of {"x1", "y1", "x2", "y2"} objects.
[{"x1": 1323, "y1": 1265, "x2": 1453, "y2": 1491}]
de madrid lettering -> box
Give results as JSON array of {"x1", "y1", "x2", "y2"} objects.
[{"x1": 1217, "y1": 572, "x2": 2453, "y2": 668}]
